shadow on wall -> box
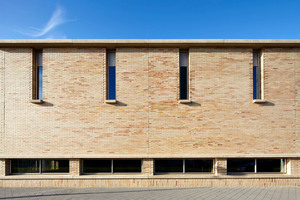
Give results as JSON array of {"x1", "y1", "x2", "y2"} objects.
[
  {"x1": 187, "y1": 101, "x2": 201, "y2": 107},
  {"x1": 39, "y1": 101, "x2": 54, "y2": 107},
  {"x1": 105, "y1": 101, "x2": 127, "y2": 107},
  {"x1": 259, "y1": 101, "x2": 275, "y2": 107}
]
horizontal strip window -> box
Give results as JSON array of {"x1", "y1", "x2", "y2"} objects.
[
  {"x1": 82, "y1": 159, "x2": 141, "y2": 174},
  {"x1": 41, "y1": 160, "x2": 69, "y2": 173},
  {"x1": 10, "y1": 159, "x2": 69, "y2": 174},
  {"x1": 154, "y1": 159, "x2": 213, "y2": 174},
  {"x1": 227, "y1": 158, "x2": 286, "y2": 173}
]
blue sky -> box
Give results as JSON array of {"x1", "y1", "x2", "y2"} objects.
[{"x1": 0, "y1": 0, "x2": 299, "y2": 39}]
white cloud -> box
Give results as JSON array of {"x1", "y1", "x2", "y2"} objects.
[
  {"x1": 45, "y1": 33, "x2": 67, "y2": 39},
  {"x1": 17, "y1": 5, "x2": 70, "y2": 38}
]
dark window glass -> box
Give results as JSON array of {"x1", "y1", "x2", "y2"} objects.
[
  {"x1": 257, "y1": 159, "x2": 281, "y2": 173},
  {"x1": 113, "y1": 160, "x2": 141, "y2": 173},
  {"x1": 11, "y1": 159, "x2": 40, "y2": 173},
  {"x1": 253, "y1": 66, "x2": 257, "y2": 99},
  {"x1": 227, "y1": 159, "x2": 255, "y2": 173},
  {"x1": 36, "y1": 50, "x2": 43, "y2": 66},
  {"x1": 253, "y1": 51, "x2": 259, "y2": 66},
  {"x1": 180, "y1": 67, "x2": 188, "y2": 100},
  {"x1": 108, "y1": 66, "x2": 116, "y2": 100},
  {"x1": 83, "y1": 160, "x2": 111, "y2": 173},
  {"x1": 41, "y1": 160, "x2": 69, "y2": 173},
  {"x1": 179, "y1": 50, "x2": 189, "y2": 100},
  {"x1": 35, "y1": 50, "x2": 43, "y2": 100},
  {"x1": 253, "y1": 50, "x2": 261, "y2": 99},
  {"x1": 253, "y1": 66, "x2": 261, "y2": 99},
  {"x1": 107, "y1": 50, "x2": 116, "y2": 100},
  {"x1": 179, "y1": 52, "x2": 188, "y2": 66},
  {"x1": 185, "y1": 159, "x2": 213, "y2": 172},
  {"x1": 155, "y1": 160, "x2": 183, "y2": 173},
  {"x1": 108, "y1": 51, "x2": 116, "y2": 66},
  {"x1": 37, "y1": 66, "x2": 43, "y2": 100}
]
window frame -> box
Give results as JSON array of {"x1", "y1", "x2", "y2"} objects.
[
  {"x1": 82, "y1": 159, "x2": 142, "y2": 174},
  {"x1": 179, "y1": 50, "x2": 189, "y2": 101},
  {"x1": 31, "y1": 49, "x2": 43, "y2": 104},
  {"x1": 106, "y1": 50, "x2": 116, "y2": 101},
  {"x1": 227, "y1": 158, "x2": 286, "y2": 174},
  {"x1": 154, "y1": 159, "x2": 214, "y2": 174},
  {"x1": 41, "y1": 159, "x2": 70, "y2": 174},
  {"x1": 253, "y1": 49, "x2": 265, "y2": 102},
  {"x1": 10, "y1": 159, "x2": 70, "y2": 175},
  {"x1": 37, "y1": 66, "x2": 43, "y2": 100}
]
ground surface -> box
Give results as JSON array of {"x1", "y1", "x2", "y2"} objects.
[{"x1": 0, "y1": 187, "x2": 299, "y2": 200}]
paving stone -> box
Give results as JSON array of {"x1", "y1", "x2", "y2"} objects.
[{"x1": 0, "y1": 187, "x2": 298, "y2": 200}]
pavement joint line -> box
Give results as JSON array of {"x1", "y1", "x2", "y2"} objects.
[
  {"x1": 202, "y1": 187, "x2": 230, "y2": 199},
  {"x1": 244, "y1": 187, "x2": 261, "y2": 200},
  {"x1": 220, "y1": 187, "x2": 238, "y2": 199},
  {"x1": 0, "y1": 187, "x2": 299, "y2": 200},
  {"x1": 253, "y1": 187, "x2": 265, "y2": 200},
  {"x1": 229, "y1": 186, "x2": 248, "y2": 200}
]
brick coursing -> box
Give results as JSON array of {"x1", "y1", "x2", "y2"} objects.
[{"x1": 0, "y1": 47, "x2": 299, "y2": 187}]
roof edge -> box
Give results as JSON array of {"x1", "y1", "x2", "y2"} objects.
[{"x1": 1, "y1": 39, "x2": 300, "y2": 48}]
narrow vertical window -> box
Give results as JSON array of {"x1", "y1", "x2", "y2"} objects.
[
  {"x1": 253, "y1": 50, "x2": 261, "y2": 100},
  {"x1": 179, "y1": 50, "x2": 189, "y2": 100},
  {"x1": 107, "y1": 50, "x2": 116, "y2": 100},
  {"x1": 35, "y1": 50, "x2": 43, "y2": 100}
]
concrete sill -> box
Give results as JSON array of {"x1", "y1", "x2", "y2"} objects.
[
  {"x1": 179, "y1": 99, "x2": 191, "y2": 104},
  {"x1": 30, "y1": 99, "x2": 44, "y2": 104},
  {"x1": 105, "y1": 100, "x2": 117, "y2": 104},
  {"x1": 253, "y1": 99, "x2": 267, "y2": 104}
]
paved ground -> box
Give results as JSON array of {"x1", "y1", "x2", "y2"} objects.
[{"x1": 0, "y1": 187, "x2": 299, "y2": 200}]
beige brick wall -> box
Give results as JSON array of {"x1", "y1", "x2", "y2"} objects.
[
  {"x1": 0, "y1": 47, "x2": 298, "y2": 158},
  {"x1": 142, "y1": 159, "x2": 154, "y2": 176},
  {"x1": 216, "y1": 158, "x2": 227, "y2": 175},
  {"x1": 288, "y1": 158, "x2": 300, "y2": 175},
  {"x1": 0, "y1": 160, "x2": 6, "y2": 176},
  {"x1": 0, "y1": 177, "x2": 299, "y2": 187},
  {"x1": 70, "y1": 159, "x2": 81, "y2": 176},
  {"x1": 0, "y1": 160, "x2": 10, "y2": 176}
]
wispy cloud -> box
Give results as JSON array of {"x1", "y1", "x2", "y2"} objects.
[
  {"x1": 17, "y1": 6, "x2": 70, "y2": 38},
  {"x1": 45, "y1": 33, "x2": 67, "y2": 39}
]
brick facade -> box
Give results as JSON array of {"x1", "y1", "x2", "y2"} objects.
[{"x1": 0, "y1": 39, "x2": 299, "y2": 187}]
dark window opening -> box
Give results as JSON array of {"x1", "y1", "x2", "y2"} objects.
[
  {"x1": 227, "y1": 158, "x2": 285, "y2": 173},
  {"x1": 253, "y1": 50, "x2": 261, "y2": 99},
  {"x1": 257, "y1": 159, "x2": 282, "y2": 173},
  {"x1": 82, "y1": 159, "x2": 142, "y2": 174},
  {"x1": 37, "y1": 66, "x2": 43, "y2": 100},
  {"x1": 11, "y1": 159, "x2": 69, "y2": 174},
  {"x1": 41, "y1": 160, "x2": 69, "y2": 173},
  {"x1": 35, "y1": 50, "x2": 43, "y2": 100},
  {"x1": 155, "y1": 160, "x2": 183, "y2": 173},
  {"x1": 108, "y1": 66, "x2": 116, "y2": 100},
  {"x1": 180, "y1": 67, "x2": 188, "y2": 100},
  {"x1": 113, "y1": 160, "x2": 141, "y2": 173},
  {"x1": 179, "y1": 50, "x2": 189, "y2": 100},
  {"x1": 227, "y1": 159, "x2": 255, "y2": 173},
  {"x1": 11, "y1": 159, "x2": 40, "y2": 173},
  {"x1": 83, "y1": 160, "x2": 111, "y2": 173},
  {"x1": 107, "y1": 50, "x2": 116, "y2": 100},
  {"x1": 185, "y1": 159, "x2": 213, "y2": 172}
]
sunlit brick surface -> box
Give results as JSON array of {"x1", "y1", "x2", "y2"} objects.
[{"x1": 0, "y1": 45, "x2": 299, "y2": 186}]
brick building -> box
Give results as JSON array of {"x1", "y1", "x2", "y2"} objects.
[{"x1": 0, "y1": 39, "x2": 299, "y2": 187}]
